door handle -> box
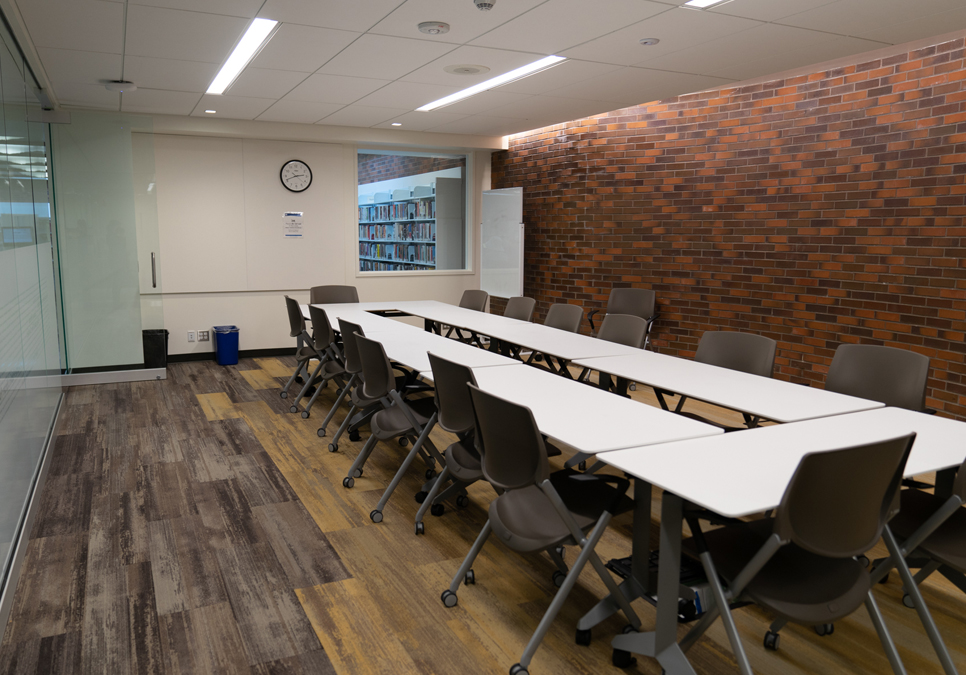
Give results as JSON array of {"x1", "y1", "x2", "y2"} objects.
[{"x1": 151, "y1": 252, "x2": 156, "y2": 288}]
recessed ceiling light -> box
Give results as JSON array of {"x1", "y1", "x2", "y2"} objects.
[
  {"x1": 207, "y1": 18, "x2": 279, "y2": 95},
  {"x1": 104, "y1": 80, "x2": 137, "y2": 93},
  {"x1": 205, "y1": 109, "x2": 217, "y2": 114},
  {"x1": 639, "y1": 38, "x2": 660, "y2": 46},
  {"x1": 682, "y1": 0, "x2": 731, "y2": 8},
  {"x1": 391, "y1": 122, "x2": 403, "y2": 126},
  {"x1": 418, "y1": 21, "x2": 450, "y2": 35},
  {"x1": 444, "y1": 64, "x2": 490, "y2": 76},
  {"x1": 417, "y1": 55, "x2": 566, "y2": 112}
]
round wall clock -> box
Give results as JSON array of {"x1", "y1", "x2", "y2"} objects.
[{"x1": 280, "y1": 159, "x2": 312, "y2": 192}]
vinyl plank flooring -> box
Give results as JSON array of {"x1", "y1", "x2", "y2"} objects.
[
  {"x1": 159, "y1": 602, "x2": 251, "y2": 675},
  {"x1": 255, "y1": 358, "x2": 295, "y2": 379},
  {"x1": 197, "y1": 392, "x2": 242, "y2": 421},
  {"x1": 249, "y1": 649, "x2": 337, "y2": 675},
  {"x1": 241, "y1": 368, "x2": 283, "y2": 391}
]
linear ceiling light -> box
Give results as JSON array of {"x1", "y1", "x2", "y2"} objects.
[
  {"x1": 416, "y1": 55, "x2": 566, "y2": 111},
  {"x1": 206, "y1": 18, "x2": 278, "y2": 95},
  {"x1": 682, "y1": 0, "x2": 731, "y2": 8}
]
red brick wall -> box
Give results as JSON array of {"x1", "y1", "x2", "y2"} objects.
[
  {"x1": 491, "y1": 37, "x2": 966, "y2": 418},
  {"x1": 359, "y1": 154, "x2": 464, "y2": 185}
]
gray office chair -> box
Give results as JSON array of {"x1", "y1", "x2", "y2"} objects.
[
  {"x1": 279, "y1": 295, "x2": 324, "y2": 400},
  {"x1": 667, "y1": 434, "x2": 916, "y2": 675},
  {"x1": 309, "y1": 285, "x2": 359, "y2": 304},
  {"x1": 288, "y1": 306, "x2": 347, "y2": 418},
  {"x1": 826, "y1": 343, "x2": 929, "y2": 412},
  {"x1": 579, "y1": 313, "x2": 647, "y2": 394},
  {"x1": 587, "y1": 288, "x2": 658, "y2": 348},
  {"x1": 445, "y1": 289, "x2": 489, "y2": 343},
  {"x1": 344, "y1": 334, "x2": 439, "y2": 500},
  {"x1": 441, "y1": 384, "x2": 641, "y2": 675},
  {"x1": 526, "y1": 303, "x2": 584, "y2": 373},
  {"x1": 666, "y1": 331, "x2": 778, "y2": 429},
  {"x1": 490, "y1": 296, "x2": 536, "y2": 357}
]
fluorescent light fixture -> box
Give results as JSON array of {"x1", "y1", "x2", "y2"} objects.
[
  {"x1": 682, "y1": 0, "x2": 730, "y2": 8},
  {"x1": 204, "y1": 109, "x2": 217, "y2": 114},
  {"x1": 206, "y1": 18, "x2": 278, "y2": 95},
  {"x1": 416, "y1": 55, "x2": 566, "y2": 111},
  {"x1": 391, "y1": 122, "x2": 402, "y2": 126}
]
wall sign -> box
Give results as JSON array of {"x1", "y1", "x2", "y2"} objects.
[{"x1": 283, "y1": 212, "x2": 303, "y2": 237}]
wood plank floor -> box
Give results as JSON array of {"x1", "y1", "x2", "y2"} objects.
[{"x1": 1, "y1": 355, "x2": 964, "y2": 674}]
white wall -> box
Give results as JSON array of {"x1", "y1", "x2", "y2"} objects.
[{"x1": 146, "y1": 133, "x2": 490, "y2": 356}]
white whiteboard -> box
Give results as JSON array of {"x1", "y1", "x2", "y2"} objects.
[{"x1": 480, "y1": 187, "x2": 523, "y2": 298}]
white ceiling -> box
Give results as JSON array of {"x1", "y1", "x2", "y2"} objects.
[{"x1": 14, "y1": 0, "x2": 966, "y2": 137}]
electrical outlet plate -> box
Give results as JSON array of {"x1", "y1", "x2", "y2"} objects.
[
  {"x1": 198, "y1": 330, "x2": 210, "y2": 342},
  {"x1": 187, "y1": 331, "x2": 196, "y2": 342}
]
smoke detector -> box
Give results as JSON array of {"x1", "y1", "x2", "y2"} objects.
[
  {"x1": 418, "y1": 21, "x2": 450, "y2": 35},
  {"x1": 473, "y1": 0, "x2": 495, "y2": 10},
  {"x1": 444, "y1": 64, "x2": 490, "y2": 76},
  {"x1": 639, "y1": 38, "x2": 660, "y2": 46},
  {"x1": 104, "y1": 80, "x2": 137, "y2": 93}
]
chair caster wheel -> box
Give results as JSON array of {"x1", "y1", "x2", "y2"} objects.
[
  {"x1": 352, "y1": 468, "x2": 363, "y2": 478},
  {"x1": 456, "y1": 495, "x2": 470, "y2": 508},
  {"x1": 575, "y1": 628, "x2": 591, "y2": 646},
  {"x1": 612, "y1": 649, "x2": 636, "y2": 669},
  {"x1": 369, "y1": 510, "x2": 383, "y2": 523},
  {"x1": 441, "y1": 590, "x2": 458, "y2": 608},
  {"x1": 301, "y1": 411, "x2": 310, "y2": 419},
  {"x1": 317, "y1": 428, "x2": 326, "y2": 437},
  {"x1": 280, "y1": 391, "x2": 288, "y2": 399},
  {"x1": 290, "y1": 406, "x2": 298, "y2": 413},
  {"x1": 399, "y1": 437, "x2": 409, "y2": 447},
  {"x1": 902, "y1": 593, "x2": 915, "y2": 608},
  {"x1": 415, "y1": 491, "x2": 428, "y2": 504},
  {"x1": 577, "y1": 461, "x2": 587, "y2": 471},
  {"x1": 415, "y1": 522, "x2": 425, "y2": 535},
  {"x1": 677, "y1": 598, "x2": 697, "y2": 623},
  {"x1": 349, "y1": 430, "x2": 361, "y2": 442},
  {"x1": 857, "y1": 554, "x2": 870, "y2": 567},
  {"x1": 295, "y1": 376, "x2": 303, "y2": 384},
  {"x1": 814, "y1": 623, "x2": 834, "y2": 637},
  {"x1": 629, "y1": 383, "x2": 637, "y2": 391},
  {"x1": 328, "y1": 443, "x2": 338, "y2": 452},
  {"x1": 425, "y1": 468, "x2": 436, "y2": 480},
  {"x1": 552, "y1": 570, "x2": 566, "y2": 588},
  {"x1": 622, "y1": 624, "x2": 636, "y2": 634},
  {"x1": 464, "y1": 570, "x2": 475, "y2": 585},
  {"x1": 342, "y1": 477, "x2": 354, "y2": 488},
  {"x1": 431, "y1": 504, "x2": 445, "y2": 517},
  {"x1": 509, "y1": 664, "x2": 528, "y2": 675},
  {"x1": 764, "y1": 631, "x2": 780, "y2": 651}
]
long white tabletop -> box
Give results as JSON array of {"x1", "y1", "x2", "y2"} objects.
[
  {"x1": 471, "y1": 365, "x2": 722, "y2": 454},
  {"x1": 603, "y1": 406, "x2": 966, "y2": 519},
  {"x1": 574, "y1": 351, "x2": 884, "y2": 423}
]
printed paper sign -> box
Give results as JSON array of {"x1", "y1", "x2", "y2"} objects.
[{"x1": 283, "y1": 212, "x2": 303, "y2": 237}]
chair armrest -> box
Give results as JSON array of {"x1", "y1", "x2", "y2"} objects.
[{"x1": 569, "y1": 473, "x2": 631, "y2": 514}]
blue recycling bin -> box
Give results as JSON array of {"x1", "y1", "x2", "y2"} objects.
[{"x1": 213, "y1": 325, "x2": 239, "y2": 365}]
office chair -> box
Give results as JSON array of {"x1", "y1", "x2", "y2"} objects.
[
  {"x1": 587, "y1": 288, "x2": 658, "y2": 348},
  {"x1": 577, "y1": 313, "x2": 647, "y2": 394},
  {"x1": 666, "y1": 434, "x2": 916, "y2": 675},
  {"x1": 344, "y1": 334, "x2": 439, "y2": 502},
  {"x1": 664, "y1": 331, "x2": 777, "y2": 429},
  {"x1": 525, "y1": 303, "x2": 584, "y2": 374},
  {"x1": 441, "y1": 385, "x2": 642, "y2": 675},
  {"x1": 826, "y1": 344, "x2": 929, "y2": 412},
  {"x1": 279, "y1": 295, "x2": 324, "y2": 400},
  {"x1": 287, "y1": 306, "x2": 347, "y2": 418},
  {"x1": 489, "y1": 295, "x2": 536, "y2": 358},
  {"x1": 444, "y1": 289, "x2": 489, "y2": 344},
  {"x1": 309, "y1": 284, "x2": 359, "y2": 304}
]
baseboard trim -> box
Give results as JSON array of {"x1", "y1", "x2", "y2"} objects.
[
  {"x1": 168, "y1": 348, "x2": 295, "y2": 364},
  {"x1": 61, "y1": 368, "x2": 167, "y2": 386}
]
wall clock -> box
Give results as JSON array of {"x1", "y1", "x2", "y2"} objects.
[{"x1": 280, "y1": 159, "x2": 312, "y2": 192}]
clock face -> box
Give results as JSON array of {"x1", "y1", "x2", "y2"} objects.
[{"x1": 280, "y1": 160, "x2": 312, "y2": 192}]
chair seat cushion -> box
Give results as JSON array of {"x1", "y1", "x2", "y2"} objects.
[
  {"x1": 489, "y1": 469, "x2": 633, "y2": 553},
  {"x1": 371, "y1": 396, "x2": 436, "y2": 439},
  {"x1": 684, "y1": 519, "x2": 871, "y2": 625},
  {"x1": 297, "y1": 346, "x2": 320, "y2": 360},
  {"x1": 890, "y1": 489, "x2": 966, "y2": 571},
  {"x1": 446, "y1": 439, "x2": 482, "y2": 482}
]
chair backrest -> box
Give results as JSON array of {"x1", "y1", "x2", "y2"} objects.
[
  {"x1": 355, "y1": 334, "x2": 395, "y2": 400},
  {"x1": 338, "y1": 319, "x2": 364, "y2": 375},
  {"x1": 428, "y1": 352, "x2": 478, "y2": 435},
  {"x1": 695, "y1": 331, "x2": 777, "y2": 379},
  {"x1": 458, "y1": 289, "x2": 488, "y2": 312},
  {"x1": 504, "y1": 296, "x2": 536, "y2": 322},
  {"x1": 597, "y1": 314, "x2": 647, "y2": 348},
  {"x1": 284, "y1": 295, "x2": 306, "y2": 338},
  {"x1": 774, "y1": 433, "x2": 915, "y2": 558},
  {"x1": 467, "y1": 384, "x2": 549, "y2": 491},
  {"x1": 544, "y1": 303, "x2": 583, "y2": 333},
  {"x1": 310, "y1": 285, "x2": 359, "y2": 304},
  {"x1": 307, "y1": 305, "x2": 335, "y2": 352},
  {"x1": 607, "y1": 288, "x2": 656, "y2": 320},
  {"x1": 826, "y1": 344, "x2": 929, "y2": 411}
]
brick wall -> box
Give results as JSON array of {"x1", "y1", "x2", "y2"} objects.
[
  {"x1": 358, "y1": 154, "x2": 464, "y2": 185},
  {"x1": 491, "y1": 37, "x2": 966, "y2": 418}
]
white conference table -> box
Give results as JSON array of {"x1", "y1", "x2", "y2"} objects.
[
  {"x1": 601, "y1": 407, "x2": 966, "y2": 675},
  {"x1": 574, "y1": 351, "x2": 885, "y2": 424}
]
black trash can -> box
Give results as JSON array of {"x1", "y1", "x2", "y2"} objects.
[{"x1": 142, "y1": 329, "x2": 169, "y2": 369}]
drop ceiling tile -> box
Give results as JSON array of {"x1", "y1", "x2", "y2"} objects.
[
  {"x1": 248, "y1": 24, "x2": 361, "y2": 72},
  {"x1": 483, "y1": 95, "x2": 616, "y2": 122},
  {"x1": 258, "y1": 0, "x2": 407, "y2": 32},
  {"x1": 256, "y1": 100, "x2": 343, "y2": 124},
  {"x1": 709, "y1": 0, "x2": 841, "y2": 22},
  {"x1": 369, "y1": 0, "x2": 546, "y2": 44},
  {"x1": 373, "y1": 110, "x2": 467, "y2": 131},
  {"x1": 711, "y1": 34, "x2": 888, "y2": 80},
  {"x1": 318, "y1": 34, "x2": 457, "y2": 80},
  {"x1": 497, "y1": 59, "x2": 623, "y2": 95},
  {"x1": 317, "y1": 105, "x2": 410, "y2": 127},
  {"x1": 18, "y1": 0, "x2": 124, "y2": 53},
  {"x1": 225, "y1": 68, "x2": 309, "y2": 98},
  {"x1": 128, "y1": 0, "x2": 261, "y2": 17},
  {"x1": 779, "y1": 0, "x2": 963, "y2": 38},
  {"x1": 284, "y1": 73, "x2": 391, "y2": 104},
  {"x1": 425, "y1": 115, "x2": 524, "y2": 136},
  {"x1": 563, "y1": 8, "x2": 760, "y2": 67},
  {"x1": 470, "y1": 0, "x2": 669, "y2": 54},
  {"x1": 191, "y1": 94, "x2": 275, "y2": 119},
  {"x1": 37, "y1": 48, "x2": 121, "y2": 86},
  {"x1": 125, "y1": 4, "x2": 249, "y2": 63},
  {"x1": 400, "y1": 46, "x2": 545, "y2": 88},
  {"x1": 543, "y1": 66, "x2": 727, "y2": 106},
  {"x1": 353, "y1": 80, "x2": 458, "y2": 110},
  {"x1": 121, "y1": 88, "x2": 202, "y2": 115},
  {"x1": 435, "y1": 90, "x2": 533, "y2": 116},
  {"x1": 122, "y1": 56, "x2": 220, "y2": 93},
  {"x1": 53, "y1": 82, "x2": 120, "y2": 109},
  {"x1": 859, "y1": 7, "x2": 966, "y2": 44}
]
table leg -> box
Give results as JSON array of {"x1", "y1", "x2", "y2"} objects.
[
  {"x1": 935, "y1": 468, "x2": 956, "y2": 498},
  {"x1": 612, "y1": 491, "x2": 697, "y2": 675}
]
